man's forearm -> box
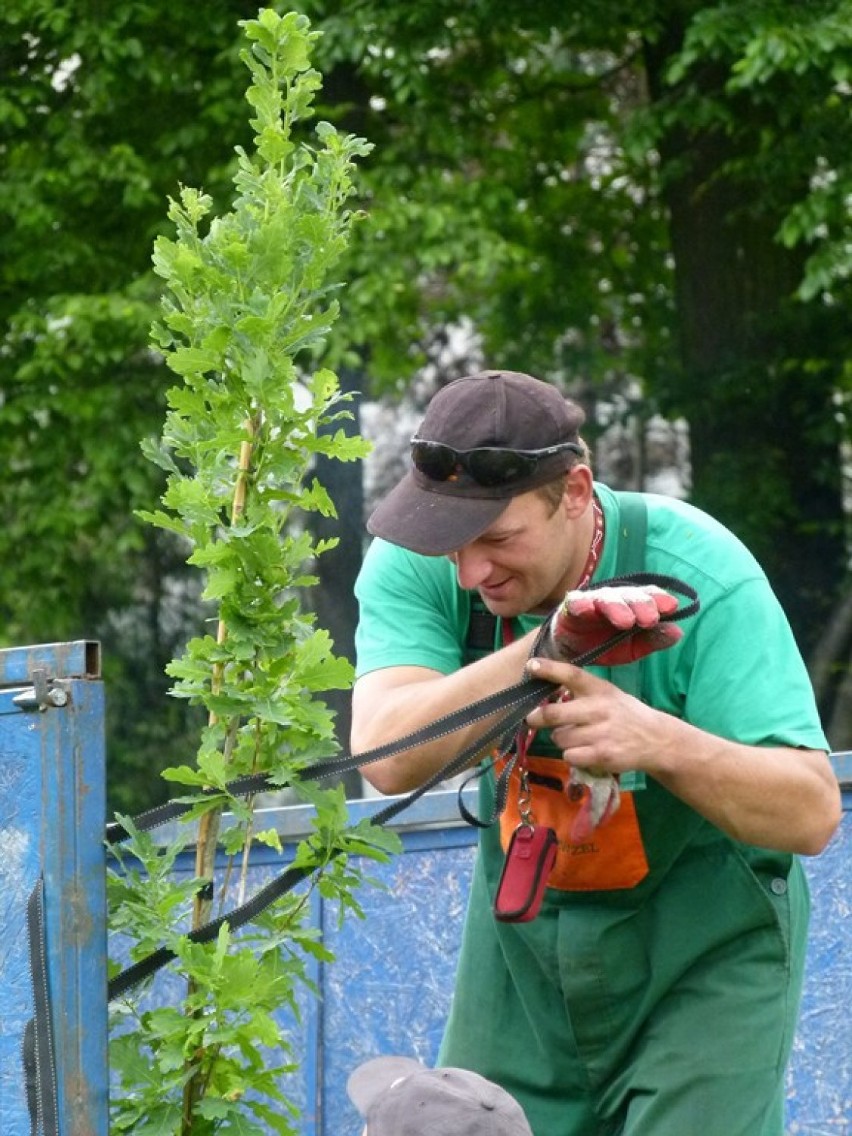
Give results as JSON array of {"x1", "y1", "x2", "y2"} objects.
[
  {"x1": 351, "y1": 631, "x2": 538, "y2": 795},
  {"x1": 651, "y1": 716, "x2": 841, "y2": 856}
]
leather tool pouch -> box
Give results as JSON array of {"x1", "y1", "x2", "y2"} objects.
[
  {"x1": 495, "y1": 754, "x2": 650, "y2": 891},
  {"x1": 493, "y1": 824, "x2": 559, "y2": 923}
]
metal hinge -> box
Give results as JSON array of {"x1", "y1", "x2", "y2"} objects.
[{"x1": 12, "y1": 668, "x2": 70, "y2": 711}]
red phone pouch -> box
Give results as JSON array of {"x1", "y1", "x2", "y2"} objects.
[{"x1": 493, "y1": 824, "x2": 558, "y2": 923}]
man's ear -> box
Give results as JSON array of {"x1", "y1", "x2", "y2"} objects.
[{"x1": 561, "y1": 465, "x2": 594, "y2": 519}]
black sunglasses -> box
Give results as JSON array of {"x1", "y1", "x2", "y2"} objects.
[{"x1": 410, "y1": 438, "x2": 584, "y2": 487}]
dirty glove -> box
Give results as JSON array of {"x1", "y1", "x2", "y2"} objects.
[
  {"x1": 568, "y1": 766, "x2": 620, "y2": 842},
  {"x1": 536, "y1": 584, "x2": 683, "y2": 667}
]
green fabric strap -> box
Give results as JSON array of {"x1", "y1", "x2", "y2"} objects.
[
  {"x1": 609, "y1": 491, "x2": 648, "y2": 700},
  {"x1": 613, "y1": 491, "x2": 649, "y2": 578},
  {"x1": 609, "y1": 491, "x2": 649, "y2": 789}
]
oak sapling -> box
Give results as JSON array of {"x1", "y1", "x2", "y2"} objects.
[{"x1": 107, "y1": 11, "x2": 400, "y2": 1134}]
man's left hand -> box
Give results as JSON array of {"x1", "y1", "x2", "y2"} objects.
[{"x1": 538, "y1": 583, "x2": 683, "y2": 666}]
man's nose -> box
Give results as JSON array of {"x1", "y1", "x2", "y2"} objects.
[{"x1": 450, "y1": 546, "x2": 491, "y2": 590}]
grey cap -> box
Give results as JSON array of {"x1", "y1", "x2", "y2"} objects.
[{"x1": 347, "y1": 1057, "x2": 533, "y2": 1136}]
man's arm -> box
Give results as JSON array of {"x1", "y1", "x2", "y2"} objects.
[
  {"x1": 351, "y1": 630, "x2": 538, "y2": 795},
  {"x1": 352, "y1": 581, "x2": 691, "y2": 795},
  {"x1": 525, "y1": 657, "x2": 842, "y2": 856}
]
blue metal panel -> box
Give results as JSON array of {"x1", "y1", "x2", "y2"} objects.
[
  {"x1": 208, "y1": 782, "x2": 851, "y2": 1135},
  {"x1": 0, "y1": 684, "x2": 43, "y2": 1136},
  {"x1": 0, "y1": 640, "x2": 100, "y2": 687},
  {"x1": 787, "y1": 783, "x2": 852, "y2": 1134},
  {"x1": 830, "y1": 749, "x2": 852, "y2": 788},
  {"x1": 319, "y1": 821, "x2": 476, "y2": 1133},
  {"x1": 120, "y1": 768, "x2": 852, "y2": 1134},
  {"x1": 0, "y1": 644, "x2": 107, "y2": 1136}
]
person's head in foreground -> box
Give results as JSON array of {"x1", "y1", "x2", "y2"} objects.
[{"x1": 347, "y1": 1056, "x2": 533, "y2": 1136}]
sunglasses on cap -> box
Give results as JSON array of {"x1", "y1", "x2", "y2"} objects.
[{"x1": 410, "y1": 438, "x2": 584, "y2": 488}]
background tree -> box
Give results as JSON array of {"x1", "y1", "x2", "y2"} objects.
[
  {"x1": 2, "y1": 0, "x2": 850, "y2": 800},
  {"x1": 309, "y1": 0, "x2": 852, "y2": 733},
  {"x1": 312, "y1": 0, "x2": 852, "y2": 644},
  {"x1": 2, "y1": 1, "x2": 263, "y2": 810}
]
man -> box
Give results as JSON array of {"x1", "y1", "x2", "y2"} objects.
[
  {"x1": 351, "y1": 370, "x2": 841, "y2": 1136},
  {"x1": 347, "y1": 1056, "x2": 533, "y2": 1135}
]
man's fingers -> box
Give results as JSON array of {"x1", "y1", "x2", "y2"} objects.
[
  {"x1": 635, "y1": 623, "x2": 683, "y2": 650},
  {"x1": 598, "y1": 622, "x2": 683, "y2": 665},
  {"x1": 525, "y1": 657, "x2": 597, "y2": 696},
  {"x1": 565, "y1": 585, "x2": 679, "y2": 630},
  {"x1": 529, "y1": 618, "x2": 682, "y2": 681},
  {"x1": 646, "y1": 584, "x2": 680, "y2": 616}
]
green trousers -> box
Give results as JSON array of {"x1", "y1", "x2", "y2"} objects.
[{"x1": 439, "y1": 830, "x2": 808, "y2": 1136}]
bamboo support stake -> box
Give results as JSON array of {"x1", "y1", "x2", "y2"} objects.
[
  {"x1": 182, "y1": 427, "x2": 256, "y2": 1132},
  {"x1": 191, "y1": 428, "x2": 255, "y2": 928}
]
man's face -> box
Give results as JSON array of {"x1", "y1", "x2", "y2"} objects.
[{"x1": 447, "y1": 485, "x2": 583, "y2": 617}]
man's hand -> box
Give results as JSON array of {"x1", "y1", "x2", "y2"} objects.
[
  {"x1": 537, "y1": 584, "x2": 682, "y2": 666},
  {"x1": 524, "y1": 656, "x2": 843, "y2": 857},
  {"x1": 525, "y1": 659, "x2": 666, "y2": 779}
]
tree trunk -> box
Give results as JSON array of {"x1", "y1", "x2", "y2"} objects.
[
  {"x1": 642, "y1": 21, "x2": 847, "y2": 657},
  {"x1": 311, "y1": 367, "x2": 365, "y2": 796}
]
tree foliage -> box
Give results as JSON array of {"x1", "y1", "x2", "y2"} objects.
[
  {"x1": 1, "y1": 0, "x2": 851, "y2": 785},
  {"x1": 1, "y1": 1, "x2": 263, "y2": 809},
  {"x1": 106, "y1": 12, "x2": 399, "y2": 1130},
  {"x1": 305, "y1": 0, "x2": 852, "y2": 653}
]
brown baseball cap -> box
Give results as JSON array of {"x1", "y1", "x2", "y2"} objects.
[{"x1": 367, "y1": 370, "x2": 585, "y2": 555}]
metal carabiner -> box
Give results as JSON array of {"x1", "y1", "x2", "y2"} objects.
[{"x1": 517, "y1": 766, "x2": 535, "y2": 829}]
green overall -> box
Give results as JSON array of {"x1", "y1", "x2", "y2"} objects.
[{"x1": 354, "y1": 487, "x2": 827, "y2": 1136}]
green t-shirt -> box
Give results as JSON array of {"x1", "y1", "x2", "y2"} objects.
[
  {"x1": 355, "y1": 484, "x2": 828, "y2": 902},
  {"x1": 356, "y1": 483, "x2": 826, "y2": 754}
]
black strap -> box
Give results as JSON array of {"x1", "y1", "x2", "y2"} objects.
[
  {"x1": 613, "y1": 491, "x2": 648, "y2": 572},
  {"x1": 105, "y1": 669, "x2": 556, "y2": 845},
  {"x1": 107, "y1": 571, "x2": 699, "y2": 999},
  {"x1": 108, "y1": 674, "x2": 551, "y2": 1000},
  {"x1": 22, "y1": 877, "x2": 59, "y2": 1136}
]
